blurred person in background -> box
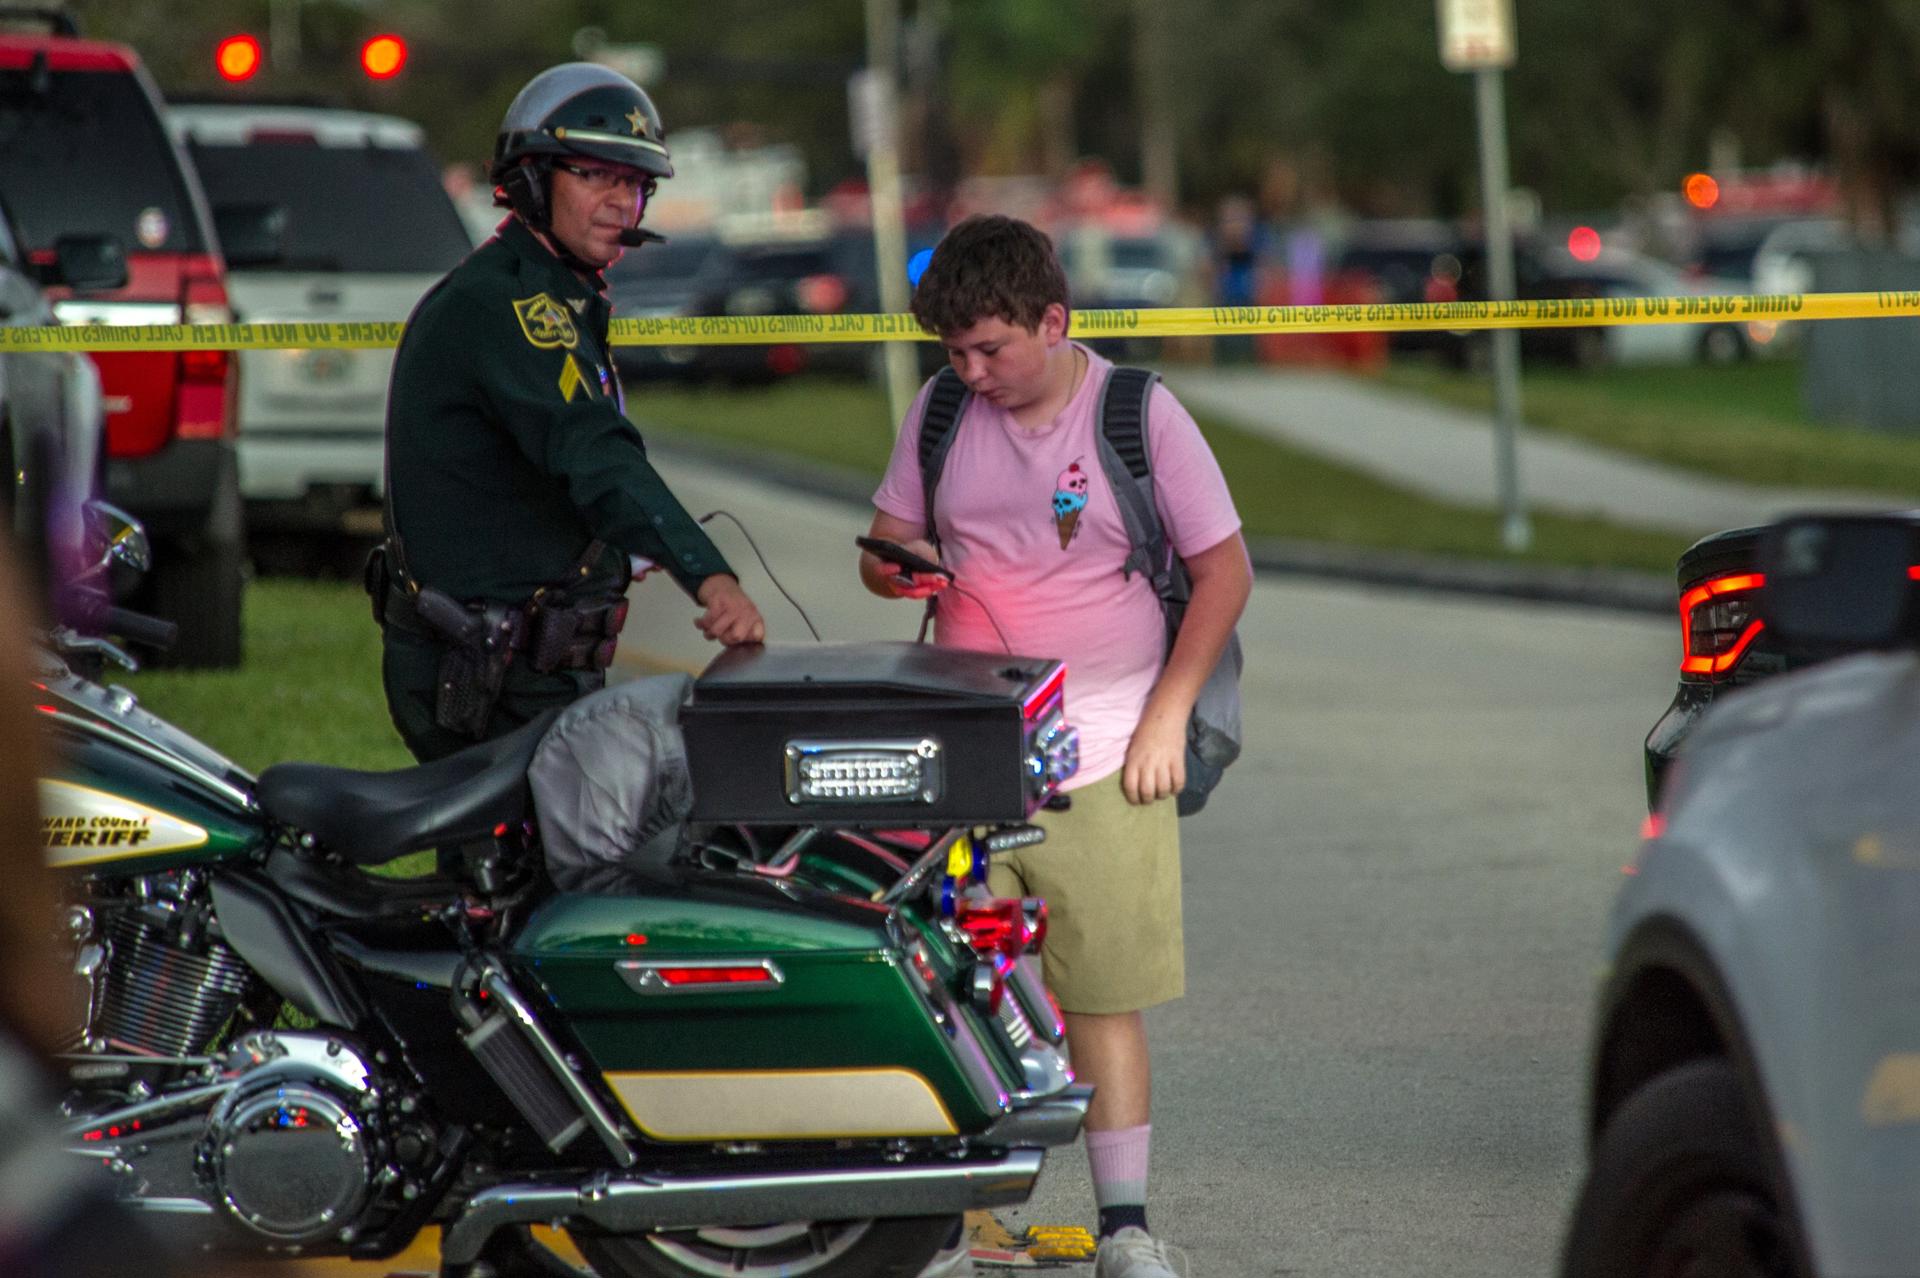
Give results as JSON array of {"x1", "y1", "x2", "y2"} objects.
[
  {"x1": 1211, "y1": 195, "x2": 1267, "y2": 363},
  {"x1": 375, "y1": 62, "x2": 763, "y2": 767}
]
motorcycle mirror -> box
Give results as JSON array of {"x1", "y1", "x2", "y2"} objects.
[{"x1": 84, "y1": 500, "x2": 152, "y2": 575}]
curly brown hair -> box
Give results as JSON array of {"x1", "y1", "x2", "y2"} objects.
[{"x1": 910, "y1": 214, "x2": 1071, "y2": 337}]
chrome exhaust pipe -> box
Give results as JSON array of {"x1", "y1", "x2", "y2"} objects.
[{"x1": 441, "y1": 1149, "x2": 1046, "y2": 1266}]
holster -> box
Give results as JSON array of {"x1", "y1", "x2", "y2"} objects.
[{"x1": 396, "y1": 586, "x2": 526, "y2": 739}]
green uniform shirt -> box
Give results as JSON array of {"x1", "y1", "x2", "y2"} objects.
[{"x1": 384, "y1": 217, "x2": 732, "y2": 603}]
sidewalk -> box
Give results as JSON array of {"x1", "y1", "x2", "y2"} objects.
[
  {"x1": 1165, "y1": 367, "x2": 1908, "y2": 538},
  {"x1": 614, "y1": 452, "x2": 919, "y2": 675}
]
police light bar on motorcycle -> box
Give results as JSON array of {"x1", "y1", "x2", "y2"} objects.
[
  {"x1": 682, "y1": 642, "x2": 1079, "y2": 824},
  {"x1": 785, "y1": 739, "x2": 941, "y2": 804}
]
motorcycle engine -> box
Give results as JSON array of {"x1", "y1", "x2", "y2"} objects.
[
  {"x1": 199, "y1": 1033, "x2": 383, "y2": 1246},
  {"x1": 70, "y1": 870, "x2": 256, "y2": 1066}
]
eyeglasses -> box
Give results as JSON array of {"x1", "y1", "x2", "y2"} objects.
[{"x1": 552, "y1": 159, "x2": 658, "y2": 201}]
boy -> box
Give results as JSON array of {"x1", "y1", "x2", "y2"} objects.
[{"x1": 860, "y1": 215, "x2": 1251, "y2": 1277}]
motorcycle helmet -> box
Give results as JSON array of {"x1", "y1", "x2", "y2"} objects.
[{"x1": 490, "y1": 62, "x2": 672, "y2": 229}]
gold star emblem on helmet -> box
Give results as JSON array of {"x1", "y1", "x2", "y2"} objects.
[{"x1": 627, "y1": 106, "x2": 647, "y2": 137}]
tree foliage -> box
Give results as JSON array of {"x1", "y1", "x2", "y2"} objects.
[{"x1": 58, "y1": 0, "x2": 1920, "y2": 229}]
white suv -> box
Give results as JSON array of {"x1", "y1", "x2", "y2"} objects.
[{"x1": 165, "y1": 104, "x2": 472, "y2": 544}]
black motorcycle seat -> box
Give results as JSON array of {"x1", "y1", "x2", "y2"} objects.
[{"x1": 255, "y1": 709, "x2": 562, "y2": 864}]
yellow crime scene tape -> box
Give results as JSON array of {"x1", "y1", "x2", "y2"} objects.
[{"x1": 4, "y1": 290, "x2": 1919, "y2": 352}]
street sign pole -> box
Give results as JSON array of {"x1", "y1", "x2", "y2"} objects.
[
  {"x1": 1475, "y1": 66, "x2": 1531, "y2": 551},
  {"x1": 1439, "y1": 0, "x2": 1531, "y2": 552}
]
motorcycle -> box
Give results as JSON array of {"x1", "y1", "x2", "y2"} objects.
[{"x1": 35, "y1": 505, "x2": 1089, "y2": 1277}]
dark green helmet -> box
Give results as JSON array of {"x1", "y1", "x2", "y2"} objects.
[{"x1": 489, "y1": 62, "x2": 673, "y2": 185}]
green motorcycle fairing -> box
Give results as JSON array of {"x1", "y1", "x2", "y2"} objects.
[{"x1": 42, "y1": 725, "x2": 263, "y2": 875}]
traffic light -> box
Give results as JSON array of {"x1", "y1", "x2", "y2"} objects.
[
  {"x1": 361, "y1": 34, "x2": 407, "y2": 79},
  {"x1": 215, "y1": 34, "x2": 262, "y2": 83}
]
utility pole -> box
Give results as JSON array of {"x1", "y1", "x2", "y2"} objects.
[
  {"x1": 1133, "y1": 0, "x2": 1177, "y2": 210},
  {"x1": 862, "y1": 0, "x2": 922, "y2": 432}
]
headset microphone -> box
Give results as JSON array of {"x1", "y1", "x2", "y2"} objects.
[{"x1": 618, "y1": 227, "x2": 667, "y2": 247}]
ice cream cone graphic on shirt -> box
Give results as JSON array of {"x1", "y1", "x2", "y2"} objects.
[{"x1": 1052, "y1": 461, "x2": 1089, "y2": 549}]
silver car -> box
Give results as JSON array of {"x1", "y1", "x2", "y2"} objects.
[{"x1": 1564, "y1": 513, "x2": 1920, "y2": 1278}]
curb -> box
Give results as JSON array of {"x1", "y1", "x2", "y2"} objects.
[{"x1": 642, "y1": 431, "x2": 1674, "y2": 619}]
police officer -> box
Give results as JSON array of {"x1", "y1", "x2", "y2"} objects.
[{"x1": 376, "y1": 63, "x2": 764, "y2": 764}]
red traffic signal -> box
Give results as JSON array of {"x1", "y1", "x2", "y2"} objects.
[
  {"x1": 361, "y1": 34, "x2": 407, "y2": 79},
  {"x1": 215, "y1": 34, "x2": 262, "y2": 83}
]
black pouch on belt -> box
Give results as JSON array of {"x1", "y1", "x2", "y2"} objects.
[{"x1": 527, "y1": 597, "x2": 630, "y2": 673}]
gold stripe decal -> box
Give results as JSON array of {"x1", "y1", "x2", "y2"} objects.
[
  {"x1": 605, "y1": 1067, "x2": 959, "y2": 1141},
  {"x1": 40, "y1": 779, "x2": 209, "y2": 868}
]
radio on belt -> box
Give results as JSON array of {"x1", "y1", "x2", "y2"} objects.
[{"x1": 680, "y1": 641, "x2": 1079, "y2": 824}]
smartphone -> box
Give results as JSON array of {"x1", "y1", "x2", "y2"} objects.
[{"x1": 855, "y1": 535, "x2": 951, "y2": 579}]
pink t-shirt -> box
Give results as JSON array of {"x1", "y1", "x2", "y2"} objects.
[{"x1": 873, "y1": 346, "x2": 1242, "y2": 788}]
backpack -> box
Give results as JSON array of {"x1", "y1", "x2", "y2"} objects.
[{"x1": 917, "y1": 364, "x2": 1243, "y2": 816}]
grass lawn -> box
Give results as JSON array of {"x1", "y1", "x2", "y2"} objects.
[
  {"x1": 1376, "y1": 359, "x2": 1920, "y2": 496},
  {"x1": 120, "y1": 578, "x2": 409, "y2": 775},
  {"x1": 633, "y1": 377, "x2": 1691, "y2": 574}
]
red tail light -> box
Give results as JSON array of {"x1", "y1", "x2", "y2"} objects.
[
  {"x1": 653, "y1": 965, "x2": 779, "y2": 988},
  {"x1": 796, "y1": 273, "x2": 849, "y2": 314},
  {"x1": 177, "y1": 272, "x2": 236, "y2": 440},
  {"x1": 1679, "y1": 572, "x2": 1765, "y2": 676},
  {"x1": 953, "y1": 896, "x2": 1047, "y2": 960}
]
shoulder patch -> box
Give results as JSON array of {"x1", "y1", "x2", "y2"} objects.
[{"x1": 513, "y1": 292, "x2": 580, "y2": 350}]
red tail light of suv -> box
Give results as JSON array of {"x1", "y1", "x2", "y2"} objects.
[{"x1": 0, "y1": 22, "x2": 244, "y2": 666}]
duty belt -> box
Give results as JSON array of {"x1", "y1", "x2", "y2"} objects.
[{"x1": 382, "y1": 581, "x2": 628, "y2": 673}]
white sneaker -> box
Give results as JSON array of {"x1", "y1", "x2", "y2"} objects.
[
  {"x1": 916, "y1": 1228, "x2": 975, "y2": 1277},
  {"x1": 1093, "y1": 1226, "x2": 1188, "y2": 1278}
]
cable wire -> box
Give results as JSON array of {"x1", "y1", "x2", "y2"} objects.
[{"x1": 697, "y1": 510, "x2": 822, "y2": 641}]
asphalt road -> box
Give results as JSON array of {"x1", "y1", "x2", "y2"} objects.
[{"x1": 984, "y1": 574, "x2": 1676, "y2": 1277}]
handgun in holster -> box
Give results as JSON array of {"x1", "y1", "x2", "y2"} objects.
[{"x1": 414, "y1": 587, "x2": 526, "y2": 738}]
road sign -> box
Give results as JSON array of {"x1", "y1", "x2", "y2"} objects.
[{"x1": 1437, "y1": 0, "x2": 1516, "y2": 71}]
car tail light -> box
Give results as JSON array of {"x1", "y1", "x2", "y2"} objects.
[
  {"x1": 178, "y1": 273, "x2": 235, "y2": 440},
  {"x1": 1679, "y1": 572, "x2": 1765, "y2": 676},
  {"x1": 796, "y1": 273, "x2": 849, "y2": 314}
]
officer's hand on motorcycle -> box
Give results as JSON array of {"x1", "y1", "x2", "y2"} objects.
[{"x1": 695, "y1": 574, "x2": 766, "y2": 646}]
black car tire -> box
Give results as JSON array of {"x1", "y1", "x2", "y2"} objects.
[
  {"x1": 1561, "y1": 1057, "x2": 1803, "y2": 1278},
  {"x1": 1571, "y1": 326, "x2": 1610, "y2": 371},
  {"x1": 146, "y1": 461, "x2": 245, "y2": 669},
  {"x1": 1699, "y1": 324, "x2": 1748, "y2": 365},
  {"x1": 572, "y1": 1214, "x2": 959, "y2": 1278}
]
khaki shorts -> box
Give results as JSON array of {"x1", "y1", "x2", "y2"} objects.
[{"x1": 987, "y1": 772, "x2": 1184, "y2": 1014}]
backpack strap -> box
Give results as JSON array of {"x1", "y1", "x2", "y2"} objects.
[
  {"x1": 910, "y1": 366, "x2": 970, "y2": 642},
  {"x1": 916, "y1": 366, "x2": 971, "y2": 546},
  {"x1": 1093, "y1": 366, "x2": 1179, "y2": 605}
]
